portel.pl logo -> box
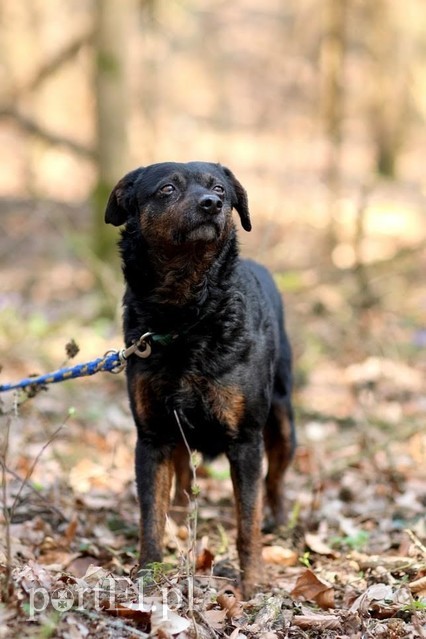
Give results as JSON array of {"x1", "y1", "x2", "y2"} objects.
[{"x1": 28, "y1": 574, "x2": 188, "y2": 620}]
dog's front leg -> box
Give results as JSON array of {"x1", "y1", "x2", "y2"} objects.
[
  {"x1": 227, "y1": 434, "x2": 264, "y2": 599},
  {"x1": 135, "y1": 438, "x2": 173, "y2": 565}
]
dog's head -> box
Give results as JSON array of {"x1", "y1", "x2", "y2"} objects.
[{"x1": 104, "y1": 162, "x2": 251, "y2": 246}]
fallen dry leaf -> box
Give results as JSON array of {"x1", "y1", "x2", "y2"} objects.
[
  {"x1": 409, "y1": 575, "x2": 426, "y2": 597},
  {"x1": 67, "y1": 556, "x2": 100, "y2": 578},
  {"x1": 217, "y1": 588, "x2": 245, "y2": 620},
  {"x1": 17, "y1": 560, "x2": 55, "y2": 592},
  {"x1": 195, "y1": 547, "x2": 215, "y2": 571},
  {"x1": 305, "y1": 533, "x2": 339, "y2": 557},
  {"x1": 345, "y1": 357, "x2": 423, "y2": 392},
  {"x1": 203, "y1": 608, "x2": 227, "y2": 629},
  {"x1": 349, "y1": 583, "x2": 394, "y2": 615},
  {"x1": 262, "y1": 545, "x2": 298, "y2": 566},
  {"x1": 62, "y1": 516, "x2": 78, "y2": 547},
  {"x1": 293, "y1": 613, "x2": 340, "y2": 630},
  {"x1": 350, "y1": 584, "x2": 412, "y2": 619},
  {"x1": 228, "y1": 629, "x2": 247, "y2": 639},
  {"x1": 177, "y1": 525, "x2": 189, "y2": 540},
  {"x1": 80, "y1": 564, "x2": 110, "y2": 585},
  {"x1": 151, "y1": 605, "x2": 191, "y2": 635},
  {"x1": 68, "y1": 459, "x2": 104, "y2": 492},
  {"x1": 102, "y1": 601, "x2": 151, "y2": 628},
  {"x1": 291, "y1": 569, "x2": 335, "y2": 609},
  {"x1": 37, "y1": 549, "x2": 80, "y2": 570},
  {"x1": 112, "y1": 600, "x2": 191, "y2": 635}
]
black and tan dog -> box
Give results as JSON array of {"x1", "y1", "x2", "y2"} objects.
[{"x1": 105, "y1": 161, "x2": 295, "y2": 597}]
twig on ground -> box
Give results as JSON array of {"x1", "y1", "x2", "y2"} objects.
[
  {"x1": 404, "y1": 529, "x2": 426, "y2": 558},
  {"x1": 173, "y1": 408, "x2": 200, "y2": 637},
  {"x1": 0, "y1": 414, "x2": 13, "y2": 602},
  {"x1": 411, "y1": 611, "x2": 426, "y2": 638}
]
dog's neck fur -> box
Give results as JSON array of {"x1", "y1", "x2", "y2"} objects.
[
  {"x1": 119, "y1": 223, "x2": 240, "y2": 331},
  {"x1": 145, "y1": 242, "x2": 223, "y2": 305}
]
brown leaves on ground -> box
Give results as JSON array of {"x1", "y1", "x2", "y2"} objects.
[{"x1": 1, "y1": 366, "x2": 425, "y2": 638}]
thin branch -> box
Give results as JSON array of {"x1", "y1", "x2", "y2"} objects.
[
  {"x1": 0, "y1": 29, "x2": 96, "y2": 160},
  {"x1": 19, "y1": 29, "x2": 95, "y2": 95},
  {"x1": 10, "y1": 414, "x2": 71, "y2": 517},
  {"x1": 3, "y1": 463, "x2": 68, "y2": 523},
  {"x1": 0, "y1": 107, "x2": 95, "y2": 160}
]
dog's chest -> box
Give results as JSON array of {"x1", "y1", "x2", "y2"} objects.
[
  {"x1": 178, "y1": 374, "x2": 245, "y2": 432},
  {"x1": 131, "y1": 370, "x2": 245, "y2": 435}
]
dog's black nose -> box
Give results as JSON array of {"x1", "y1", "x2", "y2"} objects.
[{"x1": 198, "y1": 194, "x2": 223, "y2": 214}]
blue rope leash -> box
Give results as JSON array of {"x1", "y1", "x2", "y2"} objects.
[
  {"x1": 0, "y1": 350, "x2": 124, "y2": 392},
  {"x1": 0, "y1": 331, "x2": 167, "y2": 393}
]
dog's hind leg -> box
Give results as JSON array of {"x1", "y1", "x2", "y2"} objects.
[{"x1": 264, "y1": 390, "x2": 295, "y2": 528}]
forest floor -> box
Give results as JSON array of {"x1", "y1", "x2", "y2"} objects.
[{"x1": 0, "y1": 190, "x2": 425, "y2": 638}]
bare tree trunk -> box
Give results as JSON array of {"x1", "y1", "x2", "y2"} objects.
[
  {"x1": 16, "y1": 0, "x2": 44, "y2": 196},
  {"x1": 365, "y1": 0, "x2": 409, "y2": 178},
  {"x1": 138, "y1": 0, "x2": 160, "y2": 164},
  {"x1": 92, "y1": 0, "x2": 134, "y2": 259},
  {"x1": 320, "y1": 0, "x2": 348, "y2": 256}
]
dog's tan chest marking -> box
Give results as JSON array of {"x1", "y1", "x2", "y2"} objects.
[
  {"x1": 180, "y1": 374, "x2": 245, "y2": 432},
  {"x1": 132, "y1": 372, "x2": 245, "y2": 432}
]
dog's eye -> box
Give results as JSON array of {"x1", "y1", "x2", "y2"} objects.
[
  {"x1": 213, "y1": 185, "x2": 225, "y2": 195},
  {"x1": 159, "y1": 184, "x2": 175, "y2": 195}
]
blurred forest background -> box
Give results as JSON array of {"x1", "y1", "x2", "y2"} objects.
[
  {"x1": 1, "y1": 0, "x2": 425, "y2": 377},
  {"x1": 0, "y1": 1, "x2": 425, "y2": 637}
]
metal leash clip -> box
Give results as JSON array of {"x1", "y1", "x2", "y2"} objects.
[
  {"x1": 123, "y1": 332, "x2": 153, "y2": 360},
  {"x1": 105, "y1": 332, "x2": 153, "y2": 375}
]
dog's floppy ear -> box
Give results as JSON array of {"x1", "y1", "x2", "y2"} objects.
[
  {"x1": 104, "y1": 167, "x2": 144, "y2": 226},
  {"x1": 220, "y1": 166, "x2": 251, "y2": 231}
]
